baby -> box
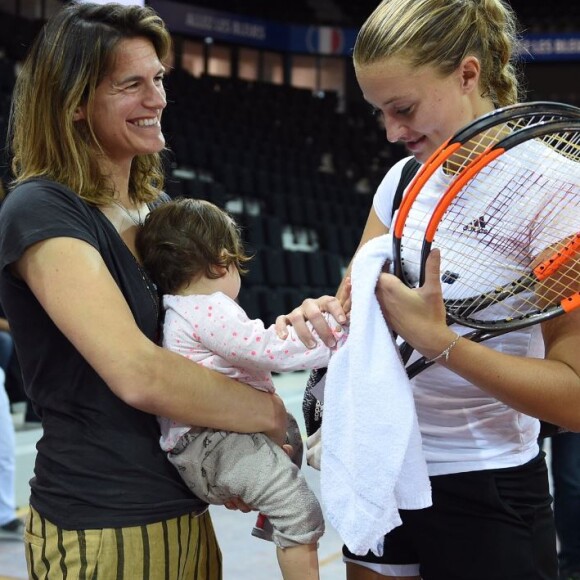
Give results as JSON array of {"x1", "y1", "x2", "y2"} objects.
[{"x1": 136, "y1": 198, "x2": 347, "y2": 580}]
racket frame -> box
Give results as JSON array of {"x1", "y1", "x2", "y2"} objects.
[
  {"x1": 419, "y1": 119, "x2": 580, "y2": 331},
  {"x1": 393, "y1": 102, "x2": 580, "y2": 286}
]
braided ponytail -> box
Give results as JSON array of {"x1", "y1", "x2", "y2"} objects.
[{"x1": 473, "y1": 0, "x2": 523, "y2": 106}]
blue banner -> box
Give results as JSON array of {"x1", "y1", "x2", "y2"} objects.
[
  {"x1": 289, "y1": 25, "x2": 358, "y2": 56},
  {"x1": 148, "y1": 0, "x2": 288, "y2": 50},
  {"x1": 149, "y1": 0, "x2": 580, "y2": 61},
  {"x1": 520, "y1": 33, "x2": 580, "y2": 62}
]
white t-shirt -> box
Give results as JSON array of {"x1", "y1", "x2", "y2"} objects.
[{"x1": 374, "y1": 154, "x2": 550, "y2": 476}]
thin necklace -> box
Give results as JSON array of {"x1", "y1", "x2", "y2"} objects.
[
  {"x1": 111, "y1": 198, "x2": 143, "y2": 226},
  {"x1": 135, "y1": 259, "x2": 160, "y2": 322}
]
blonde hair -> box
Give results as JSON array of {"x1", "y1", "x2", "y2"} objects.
[
  {"x1": 9, "y1": 2, "x2": 171, "y2": 205},
  {"x1": 353, "y1": 0, "x2": 522, "y2": 107}
]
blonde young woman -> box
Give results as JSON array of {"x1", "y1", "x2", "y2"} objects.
[
  {"x1": 279, "y1": 0, "x2": 580, "y2": 578},
  {"x1": 0, "y1": 3, "x2": 297, "y2": 578}
]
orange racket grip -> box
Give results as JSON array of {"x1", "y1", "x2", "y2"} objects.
[
  {"x1": 562, "y1": 292, "x2": 580, "y2": 313},
  {"x1": 534, "y1": 233, "x2": 580, "y2": 281}
]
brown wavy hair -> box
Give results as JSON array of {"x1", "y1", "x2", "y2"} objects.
[
  {"x1": 136, "y1": 198, "x2": 252, "y2": 295},
  {"x1": 9, "y1": 2, "x2": 171, "y2": 205}
]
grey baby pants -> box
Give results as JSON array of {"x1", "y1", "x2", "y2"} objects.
[{"x1": 168, "y1": 415, "x2": 324, "y2": 549}]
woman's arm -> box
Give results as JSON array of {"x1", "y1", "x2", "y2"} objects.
[
  {"x1": 15, "y1": 236, "x2": 288, "y2": 444},
  {"x1": 376, "y1": 249, "x2": 580, "y2": 431}
]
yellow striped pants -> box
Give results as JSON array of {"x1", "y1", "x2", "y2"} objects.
[{"x1": 24, "y1": 505, "x2": 222, "y2": 579}]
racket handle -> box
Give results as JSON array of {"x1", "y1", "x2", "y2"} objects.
[{"x1": 399, "y1": 341, "x2": 414, "y2": 364}]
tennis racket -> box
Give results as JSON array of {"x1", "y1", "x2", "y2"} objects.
[
  {"x1": 393, "y1": 101, "x2": 580, "y2": 288},
  {"x1": 303, "y1": 106, "x2": 580, "y2": 439},
  {"x1": 395, "y1": 119, "x2": 580, "y2": 378}
]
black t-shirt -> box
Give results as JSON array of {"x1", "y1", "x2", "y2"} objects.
[{"x1": 0, "y1": 179, "x2": 204, "y2": 528}]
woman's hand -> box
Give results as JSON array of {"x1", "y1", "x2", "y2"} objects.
[
  {"x1": 261, "y1": 393, "x2": 290, "y2": 448},
  {"x1": 222, "y1": 439, "x2": 294, "y2": 513},
  {"x1": 224, "y1": 497, "x2": 254, "y2": 512},
  {"x1": 376, "y1": 249, "x2": 453, "y2": 357},
  {"x1": 274, "y1": 295, "x2": 347, "y2": 348},
  {"x1": 338, "y1": 276, "x2": 352, "y2": 315}
]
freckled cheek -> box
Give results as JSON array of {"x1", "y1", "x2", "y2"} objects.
[{"x1": 420, "y1": 105, "x2": 447, "y2": 137}]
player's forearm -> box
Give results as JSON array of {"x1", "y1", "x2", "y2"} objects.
[{"x1": 439, "y1": 336, "x2": 580, "y2": 431}]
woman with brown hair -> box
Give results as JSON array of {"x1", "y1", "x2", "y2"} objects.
[{"x1": 0, "y1": 3, "x2": 291, "y2": 577}]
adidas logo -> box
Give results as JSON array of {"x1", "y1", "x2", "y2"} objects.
[
  {"x1": 441, "y1": 270, "x2": 459, "y2": 284},
  {"x1": 463, "y1": 215, "x2": 489, "y2": 234}
]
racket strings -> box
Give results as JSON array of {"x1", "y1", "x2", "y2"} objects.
[
  {"x1": 533, "y1": 235, "x2": 580, "y2": 309},
  {"x1": 433, "y1": 113, "x2": 577, "y2": 176},
  {"x1": 396, "y1": 111, "x2": 580, "y2": 286},
  {"x1": 429, "y1": 128, "x2": 580, "y2": 325},
  {"x1": 446, "y1": 257, "x2": 579, "y2": 320}
]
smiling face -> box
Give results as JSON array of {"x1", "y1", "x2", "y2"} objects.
[
  {"x1": 76, "y1": 37, "x2": 166, "y2": 171},
  {"x1": 356, "y1": 56, "x2": 494, "y2": 163}
]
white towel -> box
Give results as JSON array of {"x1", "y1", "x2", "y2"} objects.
[{"x1": 320, "y1": 233, "x2": 432, "y2": 557}]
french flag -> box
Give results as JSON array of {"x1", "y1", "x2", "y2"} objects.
[{"x1": 307, "y1": 26, "x2": 344, "y2": 55}]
